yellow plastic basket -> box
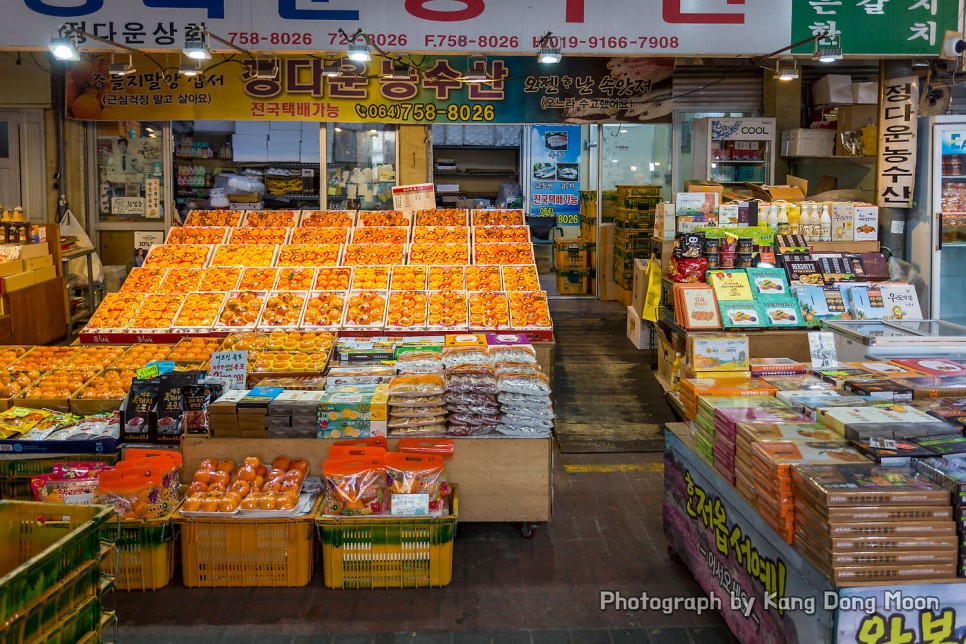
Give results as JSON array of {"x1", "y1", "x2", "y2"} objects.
[
  {"x1": 175, "y1": 496, "x2": 321, "y2": 588},
  {"x1": 104, "y1": 506, "x2": 180, "y2": 591},
  {"x1": 316, "y1": 487, "x2": 458, "y2": 589}
]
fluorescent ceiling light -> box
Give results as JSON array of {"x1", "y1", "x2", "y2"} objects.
[{"x1": 49, "y1": 37, "x2": 79, "y2": 61}]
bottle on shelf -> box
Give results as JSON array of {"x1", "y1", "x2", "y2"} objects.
[
  {"x1": 787, "y1": 202, "x2": 800, "y2": 236},
  {"x1": 820, "y1": 204, "x2": 832, "y2": 242},
  {"x1": 777, "y1": 202, "x2": 789, "y2": 235},
  {"x1": 765, "y1": 203, "x2": 778, "y2": 229}
]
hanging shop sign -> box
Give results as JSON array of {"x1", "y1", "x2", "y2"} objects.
[
  {"x1": 530, "y1": 125, "x2": 581, "y2": 224},
  {"x1": 65, "y1": 53, "x2": 674, "y2": 125},
  {"x1": 12, "y1": 0, "x2": 791, "y2": 55},
  {"x1": 791, "y1": 0, "x2": 958, "y2": 56},
  {"x1": 876, "y1": 76, "x2": 919, "y2": 209}
]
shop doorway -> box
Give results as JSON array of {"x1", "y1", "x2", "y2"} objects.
[
  {"x1": 0, "y1": 112, "x2": 21, "y2": 210},
  {"x1": 0, "y1": 110, "x2": 46, "y2": 222}
]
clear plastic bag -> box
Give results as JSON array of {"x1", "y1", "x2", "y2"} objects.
[
  {"x1": 444, "y1": 392, "x2": 499, "y2": 407},
  {"x1": 395, "y1": 351, "x2": 443, "y2": 375},
  {"x1": 446, "y1": 403, "x2": 501, "y2": 416},
  {"x1": 495, "y1": 362, "x2": 542, "y2": 377},
  {"x1": 488, "y1": 345, "x2": 537, "y2": 364},
  {"x1": 498, "y1": 392, "x2": 553, "y2": 409},
  {"x1": 495, "y1": 423, "x2": 551, "y2": 438},
  {"x1": 449, "y1": 411, "x2": 500, "y2": 425},
  {"x1": 389, "y1": 423, "x2": 447, "y2": 436},
  {"x1": 389, "y1": 406, "x2": 448, "y2": 418},
  {"x1": 447, "y1": 422, "x2": 498, "y2": 437},
  {"x1": 502, "y1": 414, "x2": 554, "y2": 430},
  {"x1": 497, "y1": 374, "x2": 551, "y2": 396},
  {"x1": 388, "y1": 374, "x2": 445, "y2": 397},
  {"x1": 445, "y1": 366, "x2": 498, "y2": 394},
  {"x1": 501, "y1": 405, "x2": 555, "y2": 420},
  {"x1": 389, "y1": 395, "x2": 446, "y2": 407},
  {"x1": 442, "y1": 346, "x2": 493, "y2": 369},
  {"x1": 388, "y1": 415, "x2": 448, "y2": 429}
]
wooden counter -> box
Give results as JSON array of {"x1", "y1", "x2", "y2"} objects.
[{"x1": 7, "y1": 277, "x2": 67, "y2": 345}]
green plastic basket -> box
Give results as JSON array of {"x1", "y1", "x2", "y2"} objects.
[
  {"x1": 0, "y1": 455, "x2": 118, "y2": 478},
  {"x1": 0, "y1": 558, "x2": 99, "y2": 644}
]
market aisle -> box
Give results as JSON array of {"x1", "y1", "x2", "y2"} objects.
[
  {"x1": 114, "y1": 447, "x2": 735, "y2": 643},
  {"x1": 551, "y1": 300, "x2": 676, "y2": 453}
]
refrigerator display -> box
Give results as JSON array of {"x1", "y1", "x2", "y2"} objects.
[{"x1": 690, "y1": 117, "x2": 775, "y2": 187}]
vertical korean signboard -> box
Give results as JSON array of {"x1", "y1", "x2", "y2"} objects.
[
  {"x1": 876, "y1": 76, "x2": 919, "y2": 208},
  {"x1": 530, "y1": 125, "x2": 581, "y2": 226}
]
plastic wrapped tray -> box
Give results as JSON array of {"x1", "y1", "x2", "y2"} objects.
[
  {"x1": 198, "y1": 266, "x2": 242, "y2": 291},
  {"x1": 127, "y1": 294, "x2": 186, "y2": 332},
  {"x1": 465, "y1": 266, "x2": 503, "y2": 292},
  {"x1": 343, "y1": 243, "x2": 406, "y2": 266},
  {"x1": 412, "y1": 226, "x2": 469, "y2": 244},
  {"x1": 119, "y1": 267, "x2": 167, "y2": 294},
  {"x1": 229, "y1": 226, "x2": 291, "y2": 245},
  {"x1": 184, "y1": 209, "x2": 243, "y2": 226},
  {"x1": 257, "y1": 291, "x2": 309, "y2": 330},
  {"x1": 157, "y1": 268, "x2": 204, "y2": 295},
  {"x1": 427, "y1": 266, "x2": 465, "y2": 291},
  {"x1": 385, "y1": 291, "x2": 429, "y2": 331},
  {"x1": 166, "y1": 226, "x2": 229, "y2": 245},
  {"x1": 237, "y1": 268, "x2": 279, "y2": 291},
  {"x1": 471, "y1": 209, "x2": 525, "y2": 226},
  {"x1": 350, "y1": 266, "x2": 390, "y2": 290},
  {"x1": 144, "y1": 244, "x2": 213, "y2": 269},
  {"x1": 508, "y1": 291, "x2": 552, "y2": 329},
  {"x1": 343, "y1": 291, "x2": 388, "y2": 329},
  {"x1": 314, "y1": 267, "x2": 353, "y2": 291},
  {"x1": 274, "y1": 267, "x2": 317, "y2": 291},
  {"x1": 501, "y1": 265, "x2": 541, "y2": 291},
  {"x1": 357, "y1": 210, "x2": 411, "y2": 227},
  {"x1": 241, "y1": 209, "x2": 299, "y2": 228},
  {"x1": 290, "y1": 227, "x2": 349, "y2": 245},
  {"x1": 299, "y1": 210, "x2": 356, "y2": 227},
  {"x1": 213, "y1": 290, "x2": 268, "y2": 331},
  {"x1": 300, "y1": 291, "x2": 348, "y2": 329},
  {"x1": 210, "y1": 243, "x2": 277, "y2": 267},
  {"x1": 414, "y1": 209, "x2": 467, "y2": 226},
  {"x1": 351, "y1": 226, "x2": 410, "y2": 245},
  {"x1": 409, "y1": 243, "x2": 468, "y2": 266},
  {"x1": 276, "y1": 244, "x2": 342, "y2": 267},
  {"x1": 473, "y1": 225, "x2": 530, "y2": 244},
  {"x1": 427, "y1": 291, "x2": 468, "y2": 330},
  {"x1": 390, "y1": 265, "x2": 428, "y2": 290}
]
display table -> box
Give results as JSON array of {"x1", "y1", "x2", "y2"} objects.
[
  {"x1": 182, "y1": 435, "x2": 552, "y2": 525},
  {"x1": 663, "y1": 422, "x2": 966, "y2": 644}
]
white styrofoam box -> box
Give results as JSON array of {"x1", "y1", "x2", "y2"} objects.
[
  {"x1": 234, "y1": 121, "x2": 270, "y2": 135},
  {"x1": 462, "y1": 126, "x2": 495, "y2": 146},
  {"x1": 270, "y1": 121, "x2": 302, "y2": 130},
  {"x1": 444, "y1": 125, "x2": 464, "y2": 146},
  {"x1": 781, "y1": 129, "x2": 835, "y2": 157},
  {"x1": 626, "y1": 306, "x2": 651, "y2": 350},
  {"x1": 267, "y1": 141, "x2": 301, "y2": 162},
  {"x1": 852, "y1": 82, "x2": 878, "y2": 105},
  {"x1": 232, "y1": 147, "x2": 269, "y2": 162},
  {"x1": 813, "y1": 75, "x2": 853, "y2": 106},
  {"x1": 232, "y1": 133, "x2": 268, "y2": 148}
]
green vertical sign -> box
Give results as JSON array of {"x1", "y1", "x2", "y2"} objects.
[{"x1": 792, "y1": 0, "x2": 958, "y2": 56}]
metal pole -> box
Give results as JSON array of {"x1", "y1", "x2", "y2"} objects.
[{"x1": 51, "y1": 58, "x2": 68, "y2": 219}]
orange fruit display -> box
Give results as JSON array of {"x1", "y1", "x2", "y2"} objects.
[
  {"x1": 211, "y1": 244, "x2": 275, "y2": 267},
  {"x1": 351, "y1": 226, "x2": 409, "y2": 245},
  {"x1": 166, "y1": 226, "x2": 229, "y2": 245},
  {"x1": 350, "y1": 267, "x2": 389, "y2": 290},
  {"x1": 314, "y1": 268, "x2": 352, "y2": 291},
  {"x1": 290, "y1": 227, "x2": 348, "y2": 245},
  {"x1": 508, "y1": 291, "x2": 552, "y2": 328},
  {"x1": 199, "y1": 267, "x2": 241, "y2": 291},
  {"x1": 250, "y1": 350, "x2": 328, "y2": 372},
  {"x1": 276, "y1": 268, "x2": 316, "y2": 291},
  {"x1": 85, "y1": 293, "x2": 143, "y2": 331},
  {"x1": 184, "y1": 454, "x2": 307, "y2": 514},
  {"x1": 386, "y1": 291, "x2": 428, "y2": 329},
  {"x1": 302, "y1": 292, "x2": 346, "y2": 328},
  {"x1": 129, "y1": 294, "x2": 184, "y2": 330},
  {"x1": 345, "y1": 291, "x2": 387, "y2": 327},
  {"x1": 144, "y1": 244, "x2": 212, "y2": 269},
  {"x1": 466, "y1": 266, "x2": 503, "y2": 292},
  {"x1": 258, "y1": 292, "x2": 307, "y2": 328},
  {"x1": 474, "y1": 243, "x2": 534, "y2": 265},
  {"x1": 276, "y1": 244, "x2": 341, "y2": 267},
  {"x1": 65, "y1": 346, "x2": 127, "y2": 372},
  {"x1": 474, "y1": 226, "x2": 530, "y2": 244},
  {"x1": 218, "y1": 291, "x2": 267, "y2": 328},
  {"x1": 243, "y1": 210, "x2": 298, "y2": 228},
  {"x1": 502, "y1": 265, "x2": 541, "y2": 291},
  {"x1": 343, "y1": 244, "x2": 404, "y2": 266},
  {"x1": 157, "y1": 268, "x2": 203, "y2": 294},
  {"x1": 357, "y1": 210, "x2": 409, "y2": 227},
  {"x1": 299, "y1": 210, "x2": 354, "y2": 228},
  {"x1": 75, "y1": 368, "x2": 136, "y2": 400},
  {"x1": 173, "y1": 294, "x2": 226, "y2": 329},
  {"x1": 167, "y1": 337, "x2": 222, "y2": 363},
  {"x1": 468, "y1": 292, "x2": 510, "y2": 329},
  {"x1": 120, "y1": 268, "x2": 167, "y2": 294},
  {"x1": 23, "y1": 368, "x2": 90, "y2": 400},
  {"x1": 9, "y1": 347, "x2": 79, "y2": 374},
  {"x1": 0, "y1": 371, "x2": 38, "y2": 398},
  {"x1": 0, "y1": 346, "x2": 30, "y2": 369},
  {"x1": 409, "y1": 243, "x2": 468, "y2": 265},
  {"x1": 415, "y1": 209, "x2": 467, "y2": 226},
  {"x1": 472, "y1": 209, "x2": 525, "y2": 226},
  {"x1": 238, "y1": 268, "x2": 278, "y2": 291},
  {"x1": 412, "y1": 226, "x2": 468, "y2": 244},
  {"x1": 184, "y1": 210, "x2": 243, "y2": 227},
  {"x1": 427, "y1": 266, "x2": 465, "y2": 290},
  {"x1": 427, "y1": 291, "x2": 468, "y2": 329},
  {"x1": 110, "y1": 344, "x2": 171, "y2": 370},
  {"x1": 390, "y1": 266, "x2": 428, "y2": 290},
  {"x1": 230, "y1": 226, "x2": 290, "y2": 245}
]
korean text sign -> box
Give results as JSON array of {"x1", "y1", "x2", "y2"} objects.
[
  {"x1": 876, "y1": 76, "x2": 919, "y2": 208},
  {"x1": 530, "y1": 125, "x2": 581, "y2": 225}
]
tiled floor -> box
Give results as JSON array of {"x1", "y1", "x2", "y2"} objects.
[{"x1": 114, "y1": 449, "x2": 734, "y2": 643}]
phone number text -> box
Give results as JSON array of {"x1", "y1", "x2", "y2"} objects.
[{"x1": 353, "y1": 103, "x2": 496, "y2": 122}]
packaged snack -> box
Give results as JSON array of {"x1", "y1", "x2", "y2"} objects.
[
  {"x1": 121, "y1": 378, "x2": 160, "y2": 438},
  {"x1": 181, "y1": 382, "x2": 222, "y2": 436},
  {"x1": 322, "y1": 458, "x2": 387, "y2": 516},
  {"x1": 94, "y1": 466, "x2": 164, "y2": 519},
  {"x1": 32, "y1": 475, "x2": 102, "y2": 503},
  {"x1": 497, "y1": 373, "x2": 551, "y2": 396},
  {"x1": 447, "y1": 422, "x2": 498, "y2": 437},
  {"x1": 300, "y1": 210, "x2": 354, "y2": 228},
  {"x1": 445, "y1": 392, "x2": 500, "y2": 408},
  {"x1": 395, "y1": 351, "x2": 443, "y2": 375},
  {"x1": 501, "y1": 414, "x2": 554, "y2": 430},
  {"x1": 388, "y1": 415, "x2": 448, "y2": 429},
  {"x1": 495, "y1": 362, "x2": 542, "y2": 377},
  {"x1": 0, "y1": 407, "x2": 53, "y2": 437},
  {"x1": 387, "y1": 423, "x2": 447, "y2": 436},
  {"x1": 502, "y1": 405, "x2": 555, "y2": 420},
  {"x1": 488, "y1": 344, "x2": 537, "y2": 364},
  {"x1": 388, "y1": 395, "x2": 446, "y2": 407},
  {"x1": 667, "y1": 256, "x2": 708, "y2": 283},
  {"x1": 446, "y1": 403, "x2": 500, "y2": 416},
  {"x1": 385, "y1": 453, "x2": 446, "y2": 513},
  {"x1": 445, "y1": 366, "x2": 498, "y2": 394},
  {"x1": 496, "y1": 423, "x2": 552, "y2": 438},
  {"x1": 442, "y1": 346, "x2": 492, "y2": 369},
  {"x1": 388, "y1": 375, "x2": 445, "y2": 398}
]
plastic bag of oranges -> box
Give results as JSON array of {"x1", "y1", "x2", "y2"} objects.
[
  {"x1": 385, "y1": 453, "x2": 446, "y2": 513},
  {"x1": 94, "y1": 466, "x2": 164, "y2": 520},
  {"x1": 322, "y1": 458, "x2": 387, "y2": 516}
]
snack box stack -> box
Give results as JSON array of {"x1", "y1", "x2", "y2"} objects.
[
  {"x1": 761, "y1": 373, "x2": 837, "y2": 393},
  {"x1": 442, "y1": 347, "x2": 500, "y2": 437},
  {"x1": 386, "y1": 374, "x2": 446, "y2": 438},
  {"x1": 318, "y1": 385, "x2": 389, "y2": 439},
  {"x1": 206, "y1": 387, "x2": 285, "y2": 438},
  {"x1": 712, "y1": 406, "x2": 812, "y2": 485},
  {"x1": 734, "y1": 422, "x2": 843, "y2": 506},
  {"x1": 914, "y1": 455, "x2": 966, "y2": 577},
  {"x1": 691, "y1": 395, "x2": 785, "y2": 466},
  {"x1": 751, "y1": 440, "x2": 866, "y2": 544},
  {"x1": 792, "y1": 463, "x2": 959, "y2": 584},
  {"x1": 815, "y1": 402, "x2": 948, "y2": 440},
  {"x1": 749, "y1": 358, "x2": 806, "y2": 377},
  {"x1": 266, "y1": 390, "x2": 325, "y2": 438},
  {"x1": 678, "y1": 376, "x2": 779, "y2": 421},
  {"x1": 783, "y1": 393, "x2": 873, "y2": 421},
  {"x1": 492, "y1": 346, "x2": 553, "y2": 438}
]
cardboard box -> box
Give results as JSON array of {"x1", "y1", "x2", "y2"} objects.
[
  {"x1": 0, "y1": 260, "x2": 21, "y2": 279},
  {"x1": 836, "y1": 105, "x2": 878, "y2": 155},
  {"x1": 18, "y1": 244, "x2": 49, "y2": 260},
  {"x1": 831, "y1": 203, "x2": 855, "y2": 241},
  {"x1": 676, "y1": 192, "x2": 719, "y2": 216},
  {"x1": 2, "y1": 270, "x2": 36, "y2": 293},
  {"x1": 781, "y1": 129, "x2": 835, "y2": 157},
  {"x1": 31, "y1": 265, "x2": 56, "y2": 284},
  {"x1": 684, "y1": 180, "x2": 724, "y2": 195},
  {"x1": 852, "y1": 82, "x2": 878, "y2": 105},
  {"x1": 654, "y1": 202, "x2": 675, "y2": 240},
  {"x1": 744, "y1": 184, "x2": 806, "y2": 203},
  {"x1": 853, "y1": 205, "x2": 879, "y2": 241},
  {"x1": 813, "y1": 74, "x2": 853, "y2": 106},
  {"x1": 626, "y1": 306, "x2": 650, "y2": 350},
  {"x1": 631, "y1": 258, "x2": 648, "y2": 317},
  {"x1": 22, "y1": 254, "x2": 52, "y2": 271}
]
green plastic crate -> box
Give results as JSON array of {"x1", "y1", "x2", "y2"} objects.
[
  {"x1": 0, "y1": 502, "x2": 112, "y2": 625},
  {"x1": 0, "y1": 455, "x2": 117, "y2": 479},
  {"x1": 0, "y1": 558, "x2": 99, "y2": 644}
]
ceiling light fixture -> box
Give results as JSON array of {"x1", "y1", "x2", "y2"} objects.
[
  {"x1": 813, "y1": 32, "x2": 843, "y2": 63},
  {"x1": 48, "y1": 35, "x2": 80, "y2": 61},
  {"x1": 323, "y1": 59, "x2": 343, "y2": 77},
  {"x1": 348, "y1": 41, "x2": 371, "y2": 62},
  {"x1": 383, "y1": 60, "x2": 411, "y2": 80},
  {"x1": 249, "y1": 57, "x2": 279, "y2": 80},
  {"x1": 179, "y1": 62, "x2": 202, "y2": 77},
  {"x1": 536, "y1": 31, "x2": 562, "y2": 63},
  {"x1": 109, "y1": 54, "x2": 136, "y2": 76},
  {"x1": 463, "y1": 55, "x2": 488, "y2": 83},
  {"x1": 774, "y1": 58, "x2": 799, "y2": 81},
  {"x1": 183, "y1": 28, "x2": 210, "y2": 60}
]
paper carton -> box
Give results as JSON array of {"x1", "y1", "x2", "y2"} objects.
[
  {"x1": 853, "y1": 205, "x2": 878, "y2": 241},
  {"x1": 830, "y1": 203, "x2": 854, "y2": 241}
]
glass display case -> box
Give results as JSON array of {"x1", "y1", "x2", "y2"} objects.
[
  {"x1": 689, "y1": 117, "x2": 775, "y2": 188},
  {"x1": 824, "y1": 319, "x2": 966, "y2": 360},
  {"x1": 324, "y1": 123, "x2": 396, "y2": 210}
]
